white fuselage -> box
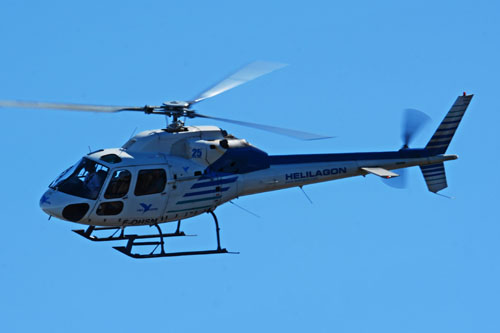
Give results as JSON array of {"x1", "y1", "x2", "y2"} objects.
[{"x1": 39, "y1": 126, "x2": 456, "y2": 227}]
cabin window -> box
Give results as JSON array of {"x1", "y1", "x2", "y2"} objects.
[
  {"x1": 134, "y1": 169, "x2": 166, "y2": 196},
  {"x1": 104, "y1": 169, "x2": 131, "y2": 199},
  {"x1": 96, "y1": 201, "x2": 124, "y2": 215},
  {"x1": 100, "y1": 154, "x2": 122, "y2": 164}
]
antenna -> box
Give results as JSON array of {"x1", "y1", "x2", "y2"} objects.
[
  {"x1": 434, "y1": 192, "x2": 455, "y2": 199},
  {"x1": 230, "y1": 201, "x2": 260, "y2": 218},
  {"x1": 129, "y1": 126, "x2": 138, "y2": 139},
  {"x1": 299, "y1": 186, "x2": 313, "y2": 204}
]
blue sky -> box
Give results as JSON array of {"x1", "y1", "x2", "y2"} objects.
[{"x1": 1, "y1": 1, "x2": 499, "y2": 332}]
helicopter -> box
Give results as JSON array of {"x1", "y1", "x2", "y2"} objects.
[{"x1": 0, "y1": 61, "x2": 473, "y2": 259}]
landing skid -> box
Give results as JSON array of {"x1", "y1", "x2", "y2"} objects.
[
  {"x1": 72, "y1": 211, "x2": 238, "y2": 259},
  {"x1": 73, "y1": 223, "x2": 187, "y2": 242}
]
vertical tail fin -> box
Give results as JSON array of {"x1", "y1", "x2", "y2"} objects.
[
  {"x1": 421, "y1": 93, "x2": 473, "y2": 194},
  {"x1": 425, "y1": 94, "x2": 473, "y2": 154},
  {"x1": 420, "y1": 163, "x2": 447, "y2": 193}
]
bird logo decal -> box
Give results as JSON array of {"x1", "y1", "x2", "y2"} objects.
[
  {"x1": 137, "y1": 203, "x2": 158, "y2": 214},
  {"x1": 40, "y1": 194, "x2": 51, "y2": 205}
]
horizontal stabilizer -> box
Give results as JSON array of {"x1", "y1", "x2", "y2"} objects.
[
  {"x1": 361, "y1": 167, "x2": 399, "y2": 179},
  {"x1": 420, "y1": 163, "x2": 448, "y2": 193}
]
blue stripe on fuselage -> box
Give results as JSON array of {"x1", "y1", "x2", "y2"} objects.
[
  {"x1": 269, "y1": 149, "x2": 431, "y2": 165},
  {"x1": 191, "y1": 177, "x2": 238, "y2": 189},
  {"x1": 184, "y1": 187, "x2": 230, "y2": 197}
]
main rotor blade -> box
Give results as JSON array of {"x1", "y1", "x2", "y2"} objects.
[
  {"x1": 196, "y1": 113, "x2": 332, "y2": 140},
  {"x1": 0, "y1": 100, "x2": 147, "y2": 113},
  {"x1": 401, "y1": 108, "x2": 431, "y2": 147},
  {"x1": 189, "y1": 61, "x2": 287, "y2": 105}
]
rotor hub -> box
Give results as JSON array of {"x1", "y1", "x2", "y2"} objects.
[{"x1": 162, "y1": 101, "x2": 190, "y2": 110}]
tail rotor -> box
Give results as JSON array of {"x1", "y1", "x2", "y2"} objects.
[
  {"x1": 401, "y1": 108, "x2": 431, "y2": 149},
  {"x1": 383, "y1": 108, "x2": 431, "y2": 189}
]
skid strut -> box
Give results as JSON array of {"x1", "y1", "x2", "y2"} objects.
[{"x1": 72, "y1": 212, "x2": 237, "y2": 259}]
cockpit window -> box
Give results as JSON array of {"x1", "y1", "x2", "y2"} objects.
[
  {"x1": 104, "y1": 169, "x2": 131, "y2": 199},
  {"x1": 51, "y1": 158, "x2": 109, "y2": 200},
  {"x1": 49, "y1": 165, "x2": 75, "y2": 188},
  {"x1": 134, "y1": 169, "x2": 166, "y2": 196}
]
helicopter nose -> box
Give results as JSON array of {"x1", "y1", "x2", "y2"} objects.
[
  {"x1": 40, "y1": 189, "x2": 64, "y2": 217},
  {"x1": 39, "y1": 189, "x2": 91, "y2": 222},
  {"x1": 39, "y1": 189, "x2": 57, "y2": 215}
]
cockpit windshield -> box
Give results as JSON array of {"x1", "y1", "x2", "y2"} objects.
[{"x1": 50, "y1": 158, "x2": 109, "y2": 200}]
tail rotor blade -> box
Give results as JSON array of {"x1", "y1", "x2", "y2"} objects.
[{"x1": 401, "y1": 108, "x2": 431, "y2": 147}]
